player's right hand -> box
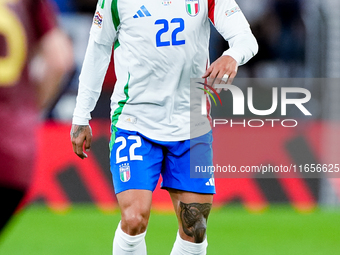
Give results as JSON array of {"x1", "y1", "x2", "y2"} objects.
[
  {"x1": 70, "y1": 124, "x2": 92, "y2": 159},
  {"x1": 202, "y1": 55, "x2": 238, "y2": 93}
]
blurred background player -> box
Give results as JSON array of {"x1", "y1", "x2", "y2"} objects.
[{"x1": 0, "y1": 0, "x2": 73, "y2": 233}]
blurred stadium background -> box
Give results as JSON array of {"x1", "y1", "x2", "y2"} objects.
[{"x1": 1, "y1": 0, "x2": 340, "y2": 254}]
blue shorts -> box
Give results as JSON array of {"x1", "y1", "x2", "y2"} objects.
[{"x1": 109, "y1": 128, "x2": 215, "y2": 195}]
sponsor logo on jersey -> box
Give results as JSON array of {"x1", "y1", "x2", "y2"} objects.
[
  {"x1": 186, "y1": 0, "x2": 200, "y2": 17},
  {"x1": 94, "y1": 11, "x2": 103, "y2": 28},
  {"x1": 133, "y1": 5, "x2": 152, "y2": 18},
  {"x1": 162, "y1": 1, "x2": 172, "y2": 6},
  {"x1": 120, "y1": 163, "x2": 131, "y2": 182},
  {"x1": 225, "y1": 6, "x2": 241, "y2": 17}
]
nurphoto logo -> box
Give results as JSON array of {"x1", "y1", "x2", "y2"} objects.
[{"x1": 198, "y1": 81, "x2": 312, "y2": 128}]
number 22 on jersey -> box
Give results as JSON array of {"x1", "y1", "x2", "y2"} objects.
[{"x1": 155, "y1": 18, "x2": 185, "y2": 47}]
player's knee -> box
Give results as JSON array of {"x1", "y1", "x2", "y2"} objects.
[
  {"x1": 121, "y1": 207, "x2": 150, "y2": 235},
  {"x1": 179, "y1": 201, "x2": 212, "y2": 243}
]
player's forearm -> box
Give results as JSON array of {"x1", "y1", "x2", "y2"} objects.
[
  {"x1": 211, "y1": 0, "x2": 258, "y2": 66},
  {"x1": 223, "y1": 31, "x2": 258, "y2": 66},
  {"x1": 72, "y1": 35, "x2": 112, "y2": 125}
]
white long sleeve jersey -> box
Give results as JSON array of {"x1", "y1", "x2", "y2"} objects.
[{"x1": 73, "y1": 0, "x2": 258, "y2": 141}]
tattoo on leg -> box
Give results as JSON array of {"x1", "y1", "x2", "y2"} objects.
[{"x1": 179, "y1": 202, "x2": 212, "y2": 243}]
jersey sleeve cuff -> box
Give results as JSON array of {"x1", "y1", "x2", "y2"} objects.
[
  {"x1": 222, "y1": 49, "x2": 243, "y2": 66},
  {"x1": 72, "y1": 116, "x2": 90, "y2": 126}
]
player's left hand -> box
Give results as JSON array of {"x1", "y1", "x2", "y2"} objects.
[{"x1": 202, "y1": 55, "x2": 238, "y2": 90}]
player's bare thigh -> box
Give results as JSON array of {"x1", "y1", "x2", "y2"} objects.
[
  {"x1": 116, "y1": 189, "x2": 153, "y2": 235},
  {"x1": 168, "y1": 188, "x2": 213, "y2": 243}
]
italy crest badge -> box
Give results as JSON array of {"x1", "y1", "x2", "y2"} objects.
[
  {"x1": 119, "y1": 163, "x2": 131, "y2": 182},
  {"x1": 186, "y1": 0, "x2": 200, "y2": 17}
]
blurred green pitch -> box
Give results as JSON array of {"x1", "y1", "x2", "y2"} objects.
[{"x1": 0, "y1": 205, "x2": 339, "y2": 255}]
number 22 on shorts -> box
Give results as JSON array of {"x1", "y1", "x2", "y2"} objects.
[{"x1": 115, "y1": 135, "x2": 143, "y2": 164}]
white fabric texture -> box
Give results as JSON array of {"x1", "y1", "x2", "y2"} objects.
[
  {"x1": 170, "y1": 231, "x2": 208, "y2": 255},
  {"x1": 72, "y1": 35, "x2": 112, "y2": 125},
  {"x1": 112, "y1": 221, "x2": 147, "y2": 255}
]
